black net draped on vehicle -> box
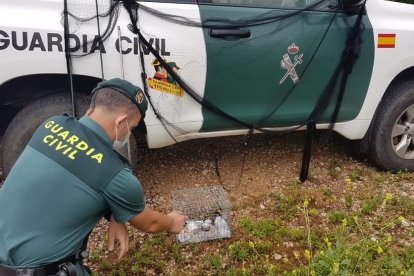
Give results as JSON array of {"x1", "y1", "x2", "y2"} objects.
[
  {"x1": 65, "y1": 0, "x2": 329, "y2": 57},
  {"x1": 62, "y1": 0, "x2": 367, "y2": 181},
  {"x1": 65, "y1": 0, "x2": 120, "y2": 58}
]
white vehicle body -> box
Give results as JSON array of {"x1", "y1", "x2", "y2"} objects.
[{"x1": 1, "y1": 0, "x2": 414, "y2": 174}]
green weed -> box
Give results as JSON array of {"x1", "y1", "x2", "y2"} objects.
[
  {"x1": 239, "y1": 217, "x2": 280, "y2": 239},
  {"x1": 328, "y1": 211, "x2": 347, "y2": 224},
  {"x1": 348, "y1": 169, "x2": 363, "y2": 182},
  {"x1": 345, "y1": 194, "x2": 353, "y2": 209},
  {"x1": 362, "y1": 196, "x2": 382, "y2": 214},
  {"x1": 229, "y1": 242, "x2": 250, "y2": 262},
  {"x1": 205, "y1": 254, "x2": 223, "y2": 269}
]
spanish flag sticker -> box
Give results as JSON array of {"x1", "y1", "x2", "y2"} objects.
[{"x1": 378, "y1": 34, "x2": 396, "y2": 48}]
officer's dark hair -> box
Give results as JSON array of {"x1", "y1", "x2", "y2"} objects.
[{"x1": 89, "y1": 87, "x2": 138, "y2": 116}]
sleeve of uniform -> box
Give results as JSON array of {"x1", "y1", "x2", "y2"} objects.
[{"x1": 103, "y1": 168, "x2": 146, "y2": 223}]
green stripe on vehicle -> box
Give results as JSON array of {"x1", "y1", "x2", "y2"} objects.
[{"x1": 199, "y1": 5, "x2": 374, "y2": 131}]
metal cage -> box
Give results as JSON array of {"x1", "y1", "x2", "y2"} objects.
[{"x1": 172, "y1": 185, "x2": 232, "y2": 244}]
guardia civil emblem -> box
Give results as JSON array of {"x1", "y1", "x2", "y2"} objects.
[
  {"x1": 136, "y1": 92, "x2": 144, "y2": 104},
  {"x1": 279, "y1": 43, "x2": 303, "y2": 85}
]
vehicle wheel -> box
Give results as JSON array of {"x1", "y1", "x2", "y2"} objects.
[
  {"x1": 1, "y1": 94, "x2": 138, "y2": 178},
  {"x1": 369, "y1": 80, "x2": 414, "y2": 171}
]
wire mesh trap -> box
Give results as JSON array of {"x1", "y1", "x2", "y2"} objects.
[{"x1": 172, "y1": 185, "x2": 232, "y2": 244}]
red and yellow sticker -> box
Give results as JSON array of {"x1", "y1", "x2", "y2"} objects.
[
  {"x1": 378, "y1": 34, "x2": 396, "y2": 48},
  {"x1": 148, "y1": 78, "x2": 184, "y2": 97},
  {"x1": 148, "y1": 59, "x2": 184, "y2": 97}
]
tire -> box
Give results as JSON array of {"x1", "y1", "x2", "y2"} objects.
[
  {"x1": 369, "y1": 80, "x2": 414, "y2": 171},
  {"x1": 1, "y1": 94, "x2": 138, "y2": 178}
]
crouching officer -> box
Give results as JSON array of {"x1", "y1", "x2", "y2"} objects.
[{"x1": 0, "y1": 78, "x2": 188, "y2": 276}]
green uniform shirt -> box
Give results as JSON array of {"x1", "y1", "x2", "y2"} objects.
[{"x1": 0, "y1": 116, "x2": 145, "y2": 269}]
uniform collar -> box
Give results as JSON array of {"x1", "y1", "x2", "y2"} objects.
[{"x1": 79, "y1": 116, "x2": 111, "y2": 145}]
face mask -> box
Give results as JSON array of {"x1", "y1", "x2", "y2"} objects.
[{"x1": 113, "y1": 119, "x2": 131, "y2": 150}]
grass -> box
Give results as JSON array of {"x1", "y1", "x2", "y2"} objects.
[
  {"x1": 327, "y1": 211, "x2": 346, "y2": 224},
  {"x1": 348, "y1": 169, "x2": 363, "y2": 182},
  {"x1": 239, "y1": 217, "x2": 281, "y2": 239},
  {"x1": 88, "y1": 171, "x2": 414, "y2": 276},
  {"x1": 205, "y1": 253, "x2": 223, "y2": 269},
  {"x1": 275, "y1": 191, "x2": 301, "y2": 220},
  {"x1": 361, "y1": 195, "x2": 382, "y2": 214},
  {"x1": 89, "y1": 248, "x2": 101, "y2": 261}
]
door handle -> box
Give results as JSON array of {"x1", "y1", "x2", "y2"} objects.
[{"x1": 209, "y1": 29, "x2": 251, "y2": 39}]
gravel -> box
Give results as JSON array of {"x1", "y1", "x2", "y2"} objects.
[{"x1": 2, "y1": 129, "x2": 413, "y2": 274}]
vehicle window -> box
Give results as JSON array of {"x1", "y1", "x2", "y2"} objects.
[{"x1": 198, "y1": 0, "x2": 338, "y2": 10}]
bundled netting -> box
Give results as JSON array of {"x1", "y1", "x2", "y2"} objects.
[
  {"x1": 65, "y1": 0, "x2": 120, "y2": 57},
  {"x1": 62, "y1": 0, "x2": 367, "y2": 181},
  {"x1": 172, "y1": 185, "x2": 232, "y2": 244}
]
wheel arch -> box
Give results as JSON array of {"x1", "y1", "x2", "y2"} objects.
[
  {"x1": 0, "y1": 73, "x2": 101, "y2": 107},
  {"x1": 360, "y1": 66, "x2": 414, "y2": 153},
  {"x1": 0, "y1": 73, "x2": 148, "y2": 136}
]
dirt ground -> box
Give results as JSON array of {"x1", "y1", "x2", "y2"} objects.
[
  {"x1": 1, "y1": 130, "x2": 413, "y2": 275},
  {"x1": 131, "y1": 131, "x2": 360, "y2": 213},
  {"x1": 84, "y1": 131, "x2": 413, "y2": 274}
]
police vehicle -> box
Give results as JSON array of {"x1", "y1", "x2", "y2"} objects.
[{"x1": 1, "y1": 0, "x2": 414, "y2": 176}]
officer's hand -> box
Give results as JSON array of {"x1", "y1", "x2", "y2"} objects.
[
  {"x1": 167, "y1": 211, "x2": 189, "y2": 234},
  {"x1": 108, "y1": 216, "x2": 129, "y2": 261}
]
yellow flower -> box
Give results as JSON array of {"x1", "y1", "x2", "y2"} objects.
[
  {"x1": 387, "y1": 236, "x2": 392, "y2": 243},
  {"x1": 293, "y1": 251, "x2": 300, "y2": 259},
  {"x1": 398, "y1": 216, "x2": 405, "y2": 223},
  {"x1": 401, "y1": 271, "x2": 406, "y2": 275},
  {"x1": 346, "y1": 177, "x2": 352, "y2": 185},
  {"x1": 283, "y1": 257, "x2": 289, "y2": 263},
  {"x1": 310, "y1": 270, "x2": 316, "y2": 276},
  {"x1": 385, "y1": 193, "x2": 393, "y2": 201},
  {"x1": 353, "y1": 216, "x2": 358, "y2": 222},
  {"x1": 377, "y1": 246, "x2": 383, "y2": 254},
  {"x1": 304, "y1": 249, "x2": 311, "y2": 260},
  {"x1": 324, "y1": 237, "x2": 332, "y2": 248},
  {"x1": 333, "y1": 262, "x2": 340, "y2": 273},
  {"x1": 303, "y1": 199, "x2": 309, "y2": 208},
  {"x1": 342, "y1": 218, "x2": 348, "y2": 227},
  {"x1": 319, "y1": 250, "x2": 325, "y2": 257},
  {"x1": 248, "y1": 241, "x2": 255, "y2": 248}
]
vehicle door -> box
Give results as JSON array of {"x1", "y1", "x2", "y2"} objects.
[{"x1": 197, "y1": 0, "x2": 375, "y2": 132}]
